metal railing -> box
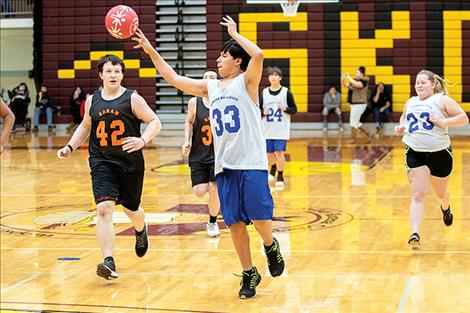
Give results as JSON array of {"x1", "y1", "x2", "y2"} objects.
[{"x1": 0, "y1": 0, "x2": 34, "y2": 17}]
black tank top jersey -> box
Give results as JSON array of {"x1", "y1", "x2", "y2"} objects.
[
  {"x1": 189, "y1": 97, "x2": 214, "y2": 165},
  {"x1": 88, "y1": 89, "x2": 144, "y2": 172}
]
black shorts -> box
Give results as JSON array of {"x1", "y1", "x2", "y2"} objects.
[
  {"x1": 90, "y1": 163, "x2": 144, "y2": 211},
  {"x1": 190, "y1": 161, "x2": 215, "y2": 187},
  {"x1": 405, "y1": 146, "x2": 453, "y2": 178}
]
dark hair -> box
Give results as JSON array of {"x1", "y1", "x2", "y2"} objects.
[
  {"x1": 358, "y1": 66, "x2": 366, "y2": 75},
  {"x1": 328, "y1": 84, "x2": 337, "y2": 91},
  {"x1": 19, "y1": 82, "x2": 28, "y2": 90},
  {"x1": 221, "y1": 39, "x2": 251, "y2": 71},
  {"x1": 267, "y1": 66, "x2": 283, "y2": 77},
  {"x1": 97, "y1": 54, "x2": 126, "y2": 73}
]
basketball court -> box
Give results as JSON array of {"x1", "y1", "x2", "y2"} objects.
[
  {"x1": 1, "y1": 131, "x2": 469, "y2": 312},
  {"x1": 1, "y1": 0, "x2": 470, "y2": 312}
]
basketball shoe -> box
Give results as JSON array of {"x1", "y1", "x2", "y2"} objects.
[
  {"x1": 264, "y1": 237, "x2": 285, "y2": 277},
  {"x1": 135, "y1": 223, "x2": 149, "y2": 257},
  {"x1": 96, "y1": 258, "x2": 118, "y2": 280},
  {"x1": 408, "y1": 233, "x2": 420, "y2": 250},
  {"x1": 239, "y1": 266, "x2": 261, "y2": 299},
  {"x1": 441, "y1": 206, "x2": 453, "y2": 226},
  {"x1": 206, "y1": 222, "x2": 220, "y2": 237}
]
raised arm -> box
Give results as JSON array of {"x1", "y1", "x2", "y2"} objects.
[
  {"x1": 57, "y1": 95, "x2": 93, "y2": 158},
  {"x1": 0, "y1": 98, "x2": 15, "y2": 154},
  {"x1": 220, "y1": 15, "x2": 264, "y2": 101},
  {"x1": 132, "y1": 29, "x2": 208, "y2": 98},
  {"x1": 346, "y1": 75, "x2": 365, "y2": 89},
  {"x1": 182, "y1": 97, "x2": 197, "y2": 156}
]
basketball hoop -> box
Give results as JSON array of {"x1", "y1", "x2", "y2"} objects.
[{"x1": 280, "y1": 0, "x2": 300, "y2": 17}]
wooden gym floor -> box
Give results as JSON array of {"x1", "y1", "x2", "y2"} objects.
[{"x1": 1, "y1": 131, "x2": 469, "y2": 313}]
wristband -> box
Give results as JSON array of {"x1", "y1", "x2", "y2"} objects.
[
  {"x1": 66, "y1": 144, "x2": 73, "y2": 152},
  {"x1": 140, "y1": 137, "x2": 146, "y2": 146}
]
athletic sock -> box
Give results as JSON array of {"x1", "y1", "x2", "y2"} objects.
[{"x1": 209, "y1": 215, "x2": 217, "y2": 223}]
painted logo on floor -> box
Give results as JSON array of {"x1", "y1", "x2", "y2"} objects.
[{"x1": 0, "y1": 204, "x2": 353, "y2": 238}]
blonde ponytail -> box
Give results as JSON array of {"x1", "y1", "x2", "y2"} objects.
[{"x1": 417, "y1": 70, "x2": 450, "y2": 95}]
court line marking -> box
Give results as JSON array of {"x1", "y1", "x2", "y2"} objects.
[
  {"x1": 0, "y1": 301, "x2": 225, "y2": 313},
  {"x1": 1, "y1": 273, "x2": 43, "y2": 293},
  {"x1": 2, "y1": 194, "x2": 470, "y2": 199},
  {"x1": 396, "y1": 276, "x2": 413, "y2": 313},
  {"x1": 1, "y1": 247, "x2": 469, "y2": 254}
]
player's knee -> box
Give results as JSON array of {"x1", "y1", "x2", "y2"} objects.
[
  {"x1": 412, "y1": 191, "x2": 427, "y2": 203},
  {"x1": 193, "y1": 185, "x2": 208, "y2": 197},
  {"x1": 96, "y1": 201, "x2": 114, "y2": 218}
]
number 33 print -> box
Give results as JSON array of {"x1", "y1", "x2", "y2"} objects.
[{"x1": 211, "y1": 105, "x2": 241, "y2": 136}]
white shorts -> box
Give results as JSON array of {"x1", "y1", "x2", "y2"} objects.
[{"x1": 349, "y1": 104, "x2": 367, "y2": 129}]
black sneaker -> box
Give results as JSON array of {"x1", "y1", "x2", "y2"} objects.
[
  {"x1": 264, "y1": 237, "x2": 284, "y2": 277},
  {"x1": 239, "y1": 266, "x2": 261, "y2": 299},
  {"x1": 441, "y1": 206, "x2": 453, "y2": 227},
  {"x1": 96, "y1": 259, "x2": 118, "y2": 280},
  {"x1": 408, "y1": 233, "x2": 420, "y2": 250},
  {"x1": 135, "y1": 223, "x2": 149, "y2": 257}
]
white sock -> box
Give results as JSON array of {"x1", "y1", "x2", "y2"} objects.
[{"x1": 410, "y1": 201, "x2": 424, "y2": 234}]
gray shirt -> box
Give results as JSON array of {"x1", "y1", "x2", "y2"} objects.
[{"x1": 323, "y1": 92, "x2": 341, "y2": 109}]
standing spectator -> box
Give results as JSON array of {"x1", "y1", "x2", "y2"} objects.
[
  {"x1": 33, "y1": 84, "x2": 53, "y2": 131},
  {"x1": 0, "y1": 98, "x2": 15, "y2": 154},
  {"x1": 67, "y1": 86, "x2": 85, "y2": 132},
  {"x1": 371, "y1": 82, "x2": 391, "y2": 135},
  {"x1": 322, "y1": 85, "x2": 343, "y2": 132},
  {"x1": 341, "y1": 66, "x2": 372, "y2": 143}
]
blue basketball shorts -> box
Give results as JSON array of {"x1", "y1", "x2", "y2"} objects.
[
  {"x1": 216, "y1": 169, "x2": 274, "y2": 227},
  {"x1": 266, "y1": 139, "x2": 287, "y2": 153}
]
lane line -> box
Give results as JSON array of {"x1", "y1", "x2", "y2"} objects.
[
  {"x1": 1, "y1": 194, "x2": 470, "y2": 199},
  {"x1": 1, "y1": 247, "x2": 469, "y2": 254},
  {"x1": 396, "y1": 276, "x2": 414, "y2": 313},
  {"x1": 1, "y1": 273, "x2": 43, "y2": 293}
]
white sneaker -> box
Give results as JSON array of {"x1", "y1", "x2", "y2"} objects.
[
  {"x1": 275, "y1": 182, "x2": 285, "y2": 190},
  {"x1": 207, "y1": 222, "x2": 221, "y2": 237},
  {"x1": 268, "y1": 174, "x2": 276, "y2": 181}
]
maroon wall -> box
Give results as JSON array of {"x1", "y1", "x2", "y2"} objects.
[{"x1": 42, "y1": 0, "x2": 156, "y2": 121}]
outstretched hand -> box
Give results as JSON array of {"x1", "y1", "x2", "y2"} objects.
[
  {"x1": 220, "y1": 15, "x2": 237, "y2": 37},
  {"x1": 132, "y1": 29, "x2": 153, "y2": 54}
]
